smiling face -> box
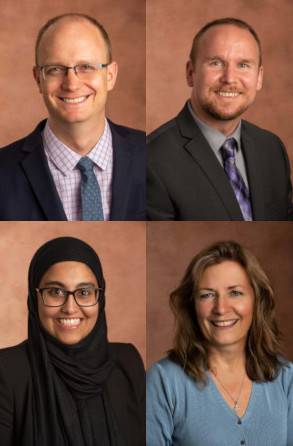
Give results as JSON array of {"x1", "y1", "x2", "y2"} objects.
[
  {"x1": 194, "y1": 261, "x2": 254, "y2": 352},
  {"x1": 33, "y1": 18, "x2": 117, "y2": 133},
  {"x1": 37, "y1": 261, "x2": 99, "y2": 345},
  {"x1": 186, "y1": 24, "x2": 263, "y2": 133}
]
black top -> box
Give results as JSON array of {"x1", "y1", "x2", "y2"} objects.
[{"x1": 0, "y1": 341, "x2": 145, "y2": 446}]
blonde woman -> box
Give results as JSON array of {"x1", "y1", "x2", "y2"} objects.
[{"x1": 147, "y1": 240, "x2": 293, "y2": 446}]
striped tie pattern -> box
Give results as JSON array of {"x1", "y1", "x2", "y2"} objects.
[
  {"x1": 77, "y1": 157, "x2": 104, "y2": 221},
  {"x1": 221, "y1": 138, "x2": 253, "y2": 221}
]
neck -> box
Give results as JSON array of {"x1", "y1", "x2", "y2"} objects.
[
  {"x1": 208, "y1": 344, "x2": 247, "y2": 374},
  {"x1": 48, "y1": 118, "x2": 105, "y2": 156},
  {"x1": 210, "y1": 120, "x2": 239, "y2": 137}
]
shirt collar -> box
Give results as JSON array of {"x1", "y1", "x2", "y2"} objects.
[
  {"x1": 187, "y1": 99, "x2": 242, "y2": 153},
  {"x1": 42, "y1": 118, "x2": 112, "y2": 176}
]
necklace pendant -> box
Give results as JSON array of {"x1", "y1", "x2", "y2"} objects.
[{"x1": 233, "y1": 404, "x2": 239, "y2": 413}]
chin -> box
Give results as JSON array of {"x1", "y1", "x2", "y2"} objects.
[
  {"x1": 59, "y1": 113, "x2": 89, "y2": 124},
  {"x1": 58, "y1": 335, "x2": 83, "y2": 345},
  {"x1": 202, "y1": 101, "x2": 250, "y2": 121}
]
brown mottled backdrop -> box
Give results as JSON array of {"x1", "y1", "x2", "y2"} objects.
[
  {"x1": 0, "y1": 222, "x2": 146, "y2": 364},
  {"x1": 146, "y1": 0, "x2": 293, "y2": 179},
  {"x1": 0, "y1": 0, "x2": 145, "y2": 147},
  {"x1": 146, "y1": 221, "x2": 293, "y2": 369}
]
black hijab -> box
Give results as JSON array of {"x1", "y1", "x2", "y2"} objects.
[{"x1": 27, "y1": 236, "x2": 125, "y2": 446}]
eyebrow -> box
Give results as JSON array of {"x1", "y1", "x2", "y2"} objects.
[
  {"x1": 239, "y1": 59, "x2": 255, "y2": 64},
  {"x1": 205, "y1": 56, "x2": 224, "y2": 62},
  {"x1": 40, "y1": 60, "x2": 97, "y2": 66},
  {"x1": 198, "y1": 285, "x2": 243, "y2": 291},
  {"x1": 41, "y1": 281, "x2": 97, "y2": 288},
  {"x1": 205, "y1": 56, "x2": 256, "y2": 65}
]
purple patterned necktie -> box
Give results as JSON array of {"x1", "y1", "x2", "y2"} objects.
[{"x1": 221, "y1": 138, "x2": 253, "y2": 221}]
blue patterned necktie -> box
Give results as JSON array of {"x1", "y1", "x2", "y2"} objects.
[
  {"x1": 77, "y1": 157, "x2": 104, "y2": 221},
  {"x1": 221, "y1": 138, "x2": 253, "y2": 221}
]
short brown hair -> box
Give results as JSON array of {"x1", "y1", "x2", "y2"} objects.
[
  {"x1": 189, "y1": 17, "x2": 262, "y2": 68},
  {"x1": 168, "y1": 240, "x2": 286, "y2": 384},
  {"x1": 35, "y1": 13, "x2": 112, "y2": 65}
]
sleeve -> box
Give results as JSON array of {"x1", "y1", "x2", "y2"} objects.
[
  {"x1": 146, "y1": 165, "x2": 176, "y2": 221},
  {"x1": 278, "y1": 137, "x2": 293, "y2": 221},
  {"x1": 286, "y1": 365, "x2": 293, "y2": 444},
  {"x1": 127, "y1": 344, "x2": 146, "y2": 445},
  {"x1": 0, "y1": 359, "x2": 14, "y2": 446},
  {"x1": 146, "y1": 362, "x2": 174, "y2": 446}
]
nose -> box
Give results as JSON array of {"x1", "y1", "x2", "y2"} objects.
[
  {"x1": 61, "y1": 294, "x2": 79, "y2": 314},
  {"x1": 220, "y1": 64, "x2": 237, "y2": 84},
  {"x1": 213, "y1": 294, "x2": 231, "y2": 314},
  {"x1": 61, "y1": 68, "x2": 81, "y2": 90}
]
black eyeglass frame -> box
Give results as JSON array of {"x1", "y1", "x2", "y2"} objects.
[{"x1": 36, "y1": 287, "x2": 103, "y2": 307}]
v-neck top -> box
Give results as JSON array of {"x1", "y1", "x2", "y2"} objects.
[{"x1": 146, "y1": 358, "x2": 293, "y2": 446}]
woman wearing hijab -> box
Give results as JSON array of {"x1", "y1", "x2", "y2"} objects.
[
  {"x1": 147, "y1": 240, "x2": 293, "y2": 446},
  {"x1": 0, "y1": 236, "x2": 145, "y2": 446}
]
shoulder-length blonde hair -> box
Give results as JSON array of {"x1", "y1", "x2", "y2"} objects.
[{"x1": 168, "y1": 240, "x2": 286, "y2": 383}]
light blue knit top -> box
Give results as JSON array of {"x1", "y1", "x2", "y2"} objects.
[{"x1": 146, "y1": 358, "x2": 293, "y2": 446}]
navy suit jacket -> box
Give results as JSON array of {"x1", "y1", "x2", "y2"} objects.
[
  {"x1": 0, "y1": 120, "x2": 145, "y2": 221},
  {"x1": 147, "y1": 103, "x2": 293, "y2": 221}
]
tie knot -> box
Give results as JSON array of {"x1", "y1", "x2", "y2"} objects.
[
  {"x1": 77, "y1": 156, "x2": 95, "y2": 172},
  {"x1": 221, "y1": 138, "x2": 237, "y2": 161}
]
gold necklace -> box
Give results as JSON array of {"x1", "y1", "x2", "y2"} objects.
[{"x1": 211, "y1": 369, "x2": 246, "y2": 413}]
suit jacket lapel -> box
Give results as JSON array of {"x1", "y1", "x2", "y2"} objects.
[
  {"x1": 109, "y1": 122, "x2": 134, "y2": 221},
  {"x1": 177, "y1": 104, "x2": 244, "y2": 221},
  {"x1": 20, "y1": 123, "x2": 67, "y2": 221},
  {"x1": 241, "y1": 122, "x2": 265, "y2": 220}
]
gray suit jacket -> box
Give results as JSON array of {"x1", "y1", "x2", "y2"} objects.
[{"x1": 147, "y1": 102, "x2": 293, "y2": 221}]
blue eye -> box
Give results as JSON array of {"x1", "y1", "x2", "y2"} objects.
[
  {"x1": 231, "y1": 290, "x2": 242, "y2": 296},
  {"x1": 199, "y1": 293, "x2": 213, "y2": 299},
  {"x1": 211, "y1": 60, "x2": 223, "y2": 68},
  {"x1": 79, "y1": 64, "x2": 96, "y2": 72},
  {"x1": 47, "y1": 66, "x2": 64, "y2": 74}
]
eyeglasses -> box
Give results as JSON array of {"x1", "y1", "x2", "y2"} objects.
[
  {"x1": 38, "y1": 63, "x2": 109, "y2": 80},
  {"x1": 36, "y1": 287, "x2": 103, "y2": 307}
]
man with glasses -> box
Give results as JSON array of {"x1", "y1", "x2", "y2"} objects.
[
  {"x1": 0, "y1": 13, "x2": 145, "y2": 221},
  {"x1": 147, "y1": 18, "x2": 293, "y2": 221}
]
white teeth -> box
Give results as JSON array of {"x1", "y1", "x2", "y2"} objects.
[
  {"x1": 218, "y1": 92, "x2": 239, "y2": 97},
  {"x1": 59, "y1": 318, "x2": 81, "y2": 326},
  {"x1": 62, "y1": 96, "x2": 87, "y2": 103},
  {"x1": 213, "y1": 320, "x2": 237, "y2": 327}
]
